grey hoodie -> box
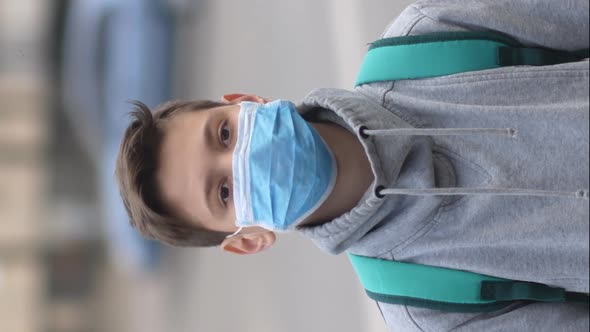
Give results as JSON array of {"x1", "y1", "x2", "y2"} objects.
[{"x1": 297, "y1": 1, "x2": 589, "y2": 331}]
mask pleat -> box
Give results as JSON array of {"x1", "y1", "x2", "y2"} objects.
[{"x1": 249, "y1": 106, "x2": 274, "y2": 223}]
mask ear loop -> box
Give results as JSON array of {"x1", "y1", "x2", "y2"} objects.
[{"x1": 226, "y1": 227, "x2": 244, "y2": 239}]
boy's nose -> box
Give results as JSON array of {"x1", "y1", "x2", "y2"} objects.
[{"x1": 219, "y1": 149, "x2": 234, "y2": 174}]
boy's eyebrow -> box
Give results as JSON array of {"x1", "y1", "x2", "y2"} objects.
[
  {"x1": 199, "y1": 115, "x2": 215, "y2": 218},
  {"x1": 204, "y1": 175, "x2": 214, "y2": 217}
]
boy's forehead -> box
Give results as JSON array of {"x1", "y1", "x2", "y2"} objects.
[
  {"x1": 156, "y1": 111, "x2": 207, "y2": 225},
  {"x1": 161, "y1": 102, "x2": 238, "y2": 152},
  {"x1": 161, "y1": 110, "x2": 203, "y2": 143},
  {"x1": 163, "y1": 103, "x2": 239, "y2": 137}
]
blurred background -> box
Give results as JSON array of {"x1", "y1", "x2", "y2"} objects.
[{"x1": 0, "y1": 0, "x2": 414, "y2": 331}]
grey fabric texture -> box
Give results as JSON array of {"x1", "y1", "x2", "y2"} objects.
[{"x1": 297, "y1": 0, "x2": 589, "y2": 331}]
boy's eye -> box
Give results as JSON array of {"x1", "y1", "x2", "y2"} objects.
[
  {"x1": 220, "y1": 181, "x2": 230, "y2": 205},
  {"x1": 219, "y1": 121, "x2": 231, "y2": 146}
]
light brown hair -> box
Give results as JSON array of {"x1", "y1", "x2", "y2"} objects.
[{"x1": 115, "y1": 100, "x2": 231, "y2": 246}]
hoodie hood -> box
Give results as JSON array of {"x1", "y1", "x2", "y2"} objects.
[
  {"x1": 296, "y1": 88, "x2": 446, "y2": 255},
  {"x1": 296, "y1": 88, "x2": 588, "y2": 256}
]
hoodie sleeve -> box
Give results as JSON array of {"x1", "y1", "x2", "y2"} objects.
[{"x1": 382, "y1": 0, "x2": 589, "y2": 51}]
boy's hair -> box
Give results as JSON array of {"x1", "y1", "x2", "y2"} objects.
[{"x1": 115, "y1": 99, "x2": 231, "y2": 247}]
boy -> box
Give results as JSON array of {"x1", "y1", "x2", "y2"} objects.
[{"x1": 116, "y1": 0, "x2": 589, "y2": 331}]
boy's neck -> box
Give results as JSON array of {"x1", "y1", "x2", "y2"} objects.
[{"x1": 298, "y1": 122, "x2": 374, "y2": 228}]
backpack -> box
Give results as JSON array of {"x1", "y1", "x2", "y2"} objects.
[
  {"x1": 348, "y1": 253, "x2": 589, "y2": 313},
  {"x1": 355, "y1": 31, "x2": 589, "y2": 86}
]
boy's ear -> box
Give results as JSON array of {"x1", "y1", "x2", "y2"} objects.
[
  {"x1": 221, "y1": 93, "x2": 269, "y2": 104},
  {"x1": 220, "y1": 231, "x2": 276, "y2": 255}
]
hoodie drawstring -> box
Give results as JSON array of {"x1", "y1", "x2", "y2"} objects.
[
  {"x1": 361, "y1": 127, "x2": 518, "y2": 138},
  {"x1": 358, "y1": 126, "x2": 589, "y2": 201}
]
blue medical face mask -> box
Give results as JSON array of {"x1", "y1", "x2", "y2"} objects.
[{"x1": 232, "y1": 100, "x2": 337, "y2": 232}]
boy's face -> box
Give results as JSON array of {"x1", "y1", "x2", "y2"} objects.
[
  {"x1": 156, "y1": 94, "x2": 276, "y2": 254},
  {"x1": 156, "y1": 102, "x2": 241, "y2": 234}
]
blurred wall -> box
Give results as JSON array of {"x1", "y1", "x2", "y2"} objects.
[
  {"x1": 0, "y1": 1, "x2": 416, "y2": 332},
  {"x1": 0, "y1": 1, "x2": 50, "y2": 331}
]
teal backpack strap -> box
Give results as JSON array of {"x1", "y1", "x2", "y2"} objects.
[
  {"x1": 348, "y1": 253, "x2": 590, "y2": 313},
  {"x1": 355, "y1": 31, "x2": 590, "y2": 86}
]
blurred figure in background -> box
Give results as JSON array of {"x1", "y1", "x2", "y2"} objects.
[
  {"x1": 2, "y1": 0, "x2": 175, "y2": 331},
  {"x1": 61, "y1": 0, "x2": 172, "y2": 270}
]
